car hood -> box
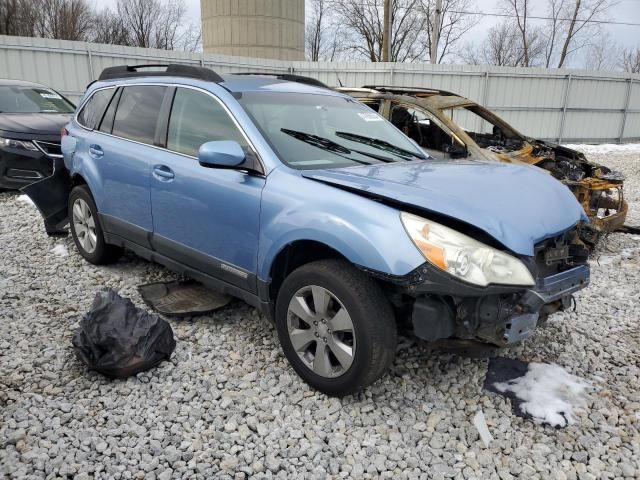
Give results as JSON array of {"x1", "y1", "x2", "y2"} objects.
[
  {"x1": 301, "y1": 159, "x2": 587, "y2": 256},
  {"x1": 0, "y1": 113, "x2": 71, "y2": 137}
]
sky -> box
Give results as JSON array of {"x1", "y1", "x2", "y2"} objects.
[{"x1": 95, "y1": 0, "x2": 640, "y2": 64}]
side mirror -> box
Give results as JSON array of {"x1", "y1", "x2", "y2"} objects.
[
  {"x1": 198, "y1": 141, "x2": 245, "y2": 168},
  {"x1": 443, "y1": 142, "x2": 467, "y2": 159}
]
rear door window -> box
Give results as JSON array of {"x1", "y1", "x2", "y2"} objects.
[
  {"x1": 77, "y1": 88, "x2": 115, "y2": 129},
  {"x1": 167, "y1": 87, "x2": 248, "y2": 157},
  {"x1": 112, "y1": 86, "x2": 167, "y2": 145},
  {"x1": 98, "y1": 88, "x2": 121, "y2": 134}
]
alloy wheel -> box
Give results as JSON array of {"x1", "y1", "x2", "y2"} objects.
[
  {"x1": 286, "y1": 285, "x2": 356, "y2": 378},
  {"x1": 72, "y1": 198, "x2": 97, "y2": 253}
]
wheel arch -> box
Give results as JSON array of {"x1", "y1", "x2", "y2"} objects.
[{"x1": 267, "y1": 239, "x2": 349, "y2": 303}]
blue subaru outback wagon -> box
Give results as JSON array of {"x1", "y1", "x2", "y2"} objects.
[{"x1": 25, "y1": 65, "x2": 590, "y2": 396}]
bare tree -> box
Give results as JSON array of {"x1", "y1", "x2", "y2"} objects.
[
  {"x1": 462, "y1": 22, "x2": 523, "y2": 66},
  {"x1": 542, "y1": 0, "x2": 564, "y2": 67},
  {"x1": 421, "y1": 0, "x2": 479, "y2": 64},
  {"x1": 35, "y1": 0, "x2": 93, "y2": 41},
  {"x1": 179, "y1": 24, "x2": 202, "y2": 53},
  {"x1": 335, "y1": 0, "x2": 428, "y2": 62},
  {"x1": 306, "y1": 0, "x2": 326, "y2": 61},
  {"x1": 620, "y1": 46, "x2": 640, "y2": 73},
  {"x1": 116, "y1": 0, "x2": 199, "y2": 51},
  {"x1": 0, "y1": 0, "x2": 39, "y2": 37},
  {"x1": 556, "y1": 0, "x2": 613, "y2": 67},
  {"x1": 583, "y1": 31, "x2": 619, "y2": 71},
  {"x1": 502, "y1": 0, "x2": 538, "y2": 66},
  {"x1": 90, "y1": 7, "x2": 130, "y2": 46},
  {"x1": 118, "y1": 0, "x2": 162, "y2": 48}
]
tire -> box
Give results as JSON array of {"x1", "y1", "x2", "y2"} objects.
[
  {"x1": 275, "y1": 259, "x2": 397, "y2": 397},
  {"x1": 69, "y1": 185, "x2": 122, "y2": 265}
]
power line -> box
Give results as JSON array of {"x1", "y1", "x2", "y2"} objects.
[
  {"x1": 324, "y1": 1, "x2": 640, "y2": 27},
  {"x1": 449, "y1": 10, "x2": 640, "y2": 27}
]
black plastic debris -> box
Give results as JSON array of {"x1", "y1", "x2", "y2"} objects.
[
  {"x1": 617, "y1": 224, "x2": 640, "y2": 235},
  {"x1": 72, "y1": 289, "x2": 176, "y2": 378},
  {"x1": 138, "y1": 280, "x2": 231, "y2": 317},
  {"x1": 483, "y1": 356, "x2": 532, "y2": 421}
]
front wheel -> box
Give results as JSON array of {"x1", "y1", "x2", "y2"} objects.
[{"x1": 275, "y1": 259, "x2": 397, "y2": 397}]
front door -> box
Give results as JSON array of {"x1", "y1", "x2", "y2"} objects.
[{"x1": 150, "y1": 87, "x2": 265, "y2": 292}]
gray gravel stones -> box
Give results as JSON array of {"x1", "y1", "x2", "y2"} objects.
[{"x1": 1, "y1": 147, "x2": 640, "y2": 479}]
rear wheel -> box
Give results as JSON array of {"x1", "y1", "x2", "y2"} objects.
[
  {"x1": 275, "y1": 259, "x2": 397, "y2": 396},
  {"x1": 69, "y1": 186, "x2": 122, "y2": 264}
]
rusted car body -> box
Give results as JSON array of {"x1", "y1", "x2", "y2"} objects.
[{"x1": 339, "y1": 86, "x2": 627, "y2": 242}]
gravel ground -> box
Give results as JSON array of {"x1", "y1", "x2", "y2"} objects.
[{"x1": 1, "y1": 147, "x2": 639, "y2": 479}]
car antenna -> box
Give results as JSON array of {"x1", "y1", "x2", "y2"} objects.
[{"x1": 336, "y1": 73, "x2": 344, "y2": 88}]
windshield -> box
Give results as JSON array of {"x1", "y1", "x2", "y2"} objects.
[
  {"x1": 238, "y1": 92, "x2": 425, "y2": 169},
  {"x1": 0, "y1": 86, "x2": 75, "y2": 114}
]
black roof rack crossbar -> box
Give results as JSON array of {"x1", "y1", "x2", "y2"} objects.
[
  {"x1": 231, "y1": 72, "x2": 330, "y2": 89},
  {"x1": 98, "y1": 64, "x2": 223, "y2": 83}
]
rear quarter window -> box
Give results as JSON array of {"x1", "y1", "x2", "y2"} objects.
[
  {"x1": 112, "y1": 86, "x2": 167, "y2": 145},
  {"x1": 77, "y1": 88, "x2": 115, "y2": 129}
]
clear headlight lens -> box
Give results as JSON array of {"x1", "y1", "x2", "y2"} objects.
[
  {"x1": 0, "y1": 136, "x2": 38, "y2": 151},
  {"x1": 400, "y1": 212, "x2": 535, "y2": 287}
]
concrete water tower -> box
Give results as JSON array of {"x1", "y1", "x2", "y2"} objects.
[{"x1": 201, "y1": 0, "x2": 305, "y2": 61}]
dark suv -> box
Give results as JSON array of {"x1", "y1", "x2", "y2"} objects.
[{"x1": 0, "y1": 79, "x2": 74, "y2": 191}]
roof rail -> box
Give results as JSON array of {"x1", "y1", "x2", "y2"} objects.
[
  {"x1": 362, "y1": 85, "x2": 457, "y2": 96},
  {"x1": 98, "y1": 64, "x2": 223, "y2": 83},
  {"x1": 231, "y1": 72, "x2": 331, "y2": 89}
]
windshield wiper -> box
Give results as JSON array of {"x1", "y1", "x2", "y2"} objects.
[
  {"x1": 335, "y1": 131, "x2": 426, "y2": 160},
  {"x1": 280, "y1": 129, "x2": 395, "y2": 164},
  {"x1": 281, "y1": 128, "x2": 352, "y2": 155}
]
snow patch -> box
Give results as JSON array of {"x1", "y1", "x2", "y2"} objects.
[
  {"x1": 494, "y1": 363, "x2": 591, "y2": 428},
  {"x1": 50, "y1": 244, "x2": 69, "y2": 258},
  {"x1": 17, "y1": 195, "x2": 35, "y2": 206},
  {"x1": 564, "y1": 143, "x2": 640, "y2": 155}
]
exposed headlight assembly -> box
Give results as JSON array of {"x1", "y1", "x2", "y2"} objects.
[
  {"x1": 400, "y1": 212, "x2": 535, "y2": 287},
  {"x1": 0, "y1": 136, "x2": 38, "y2": 151}
]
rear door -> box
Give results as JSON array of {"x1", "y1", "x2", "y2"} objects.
[
  {"x1": 149, "y1": 86, "x2": 265, "y2": 292},
  {"x1": 89, "y1": 85, "x2": 167, "y2": 247}
]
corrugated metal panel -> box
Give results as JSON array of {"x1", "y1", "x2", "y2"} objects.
[
  {"x1": 1, "y1": 34, "x2": 639, "y2": 143},
  {"x1": 568, "y1": 78, "x2": 628, "y2": 109}
]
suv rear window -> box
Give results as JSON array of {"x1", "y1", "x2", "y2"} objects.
[
  {"x1": 77, "y1": 88, "x2": 115, "y2": 129},
  {"x1": 112, "y1": 86, "x2": 167, "y2": 145}
]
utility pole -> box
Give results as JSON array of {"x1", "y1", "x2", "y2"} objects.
[
  {"x1": 430, "y1": 0, "x2": 443, "y2": 64},
  {"x1": 382, "y1": 0, "x2": 391, "y2": 62}
]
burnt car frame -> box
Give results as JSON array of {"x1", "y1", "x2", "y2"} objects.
[{"x1": 339, "y1": 86, "x2": 628, "y2": 242}]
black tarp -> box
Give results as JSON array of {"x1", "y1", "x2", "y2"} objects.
[{"x1": 72, "y1": 289, "x2": 176, "y2": 378}]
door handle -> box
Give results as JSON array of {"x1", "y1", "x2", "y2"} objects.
[
  {"x1": 88, "y1": 144, "x2": 103, "y2": 158},
  {"x1": 153, "y1": 165, "x2": 175, "y2": 180}
]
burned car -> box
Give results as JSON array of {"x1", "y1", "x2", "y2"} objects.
[
  {"x1": 340, "y1": 86, "x2": 627, "y2": 244},
  {"x1": 0, "y1": 79, "x2": 74, "y2": 191}
]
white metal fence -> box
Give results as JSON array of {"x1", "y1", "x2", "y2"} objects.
[{"x1": 2, "y1": 34, "x2": 639, "y2": 143}]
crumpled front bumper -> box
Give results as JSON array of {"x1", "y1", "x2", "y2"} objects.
[
  {"x1": 502, "y1": 265, "x2": 590, "y2": 344},
  {"x1": 405, "y1": 263, "x2": 590, "y2": 347}
]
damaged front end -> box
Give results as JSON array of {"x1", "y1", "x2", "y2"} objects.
[
  {"x1": 491, "y1": 139, "x2": 627, "y2": 242},
  {"x1": 382, "y1": 227, "x2": 590, "y2": 349}
]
